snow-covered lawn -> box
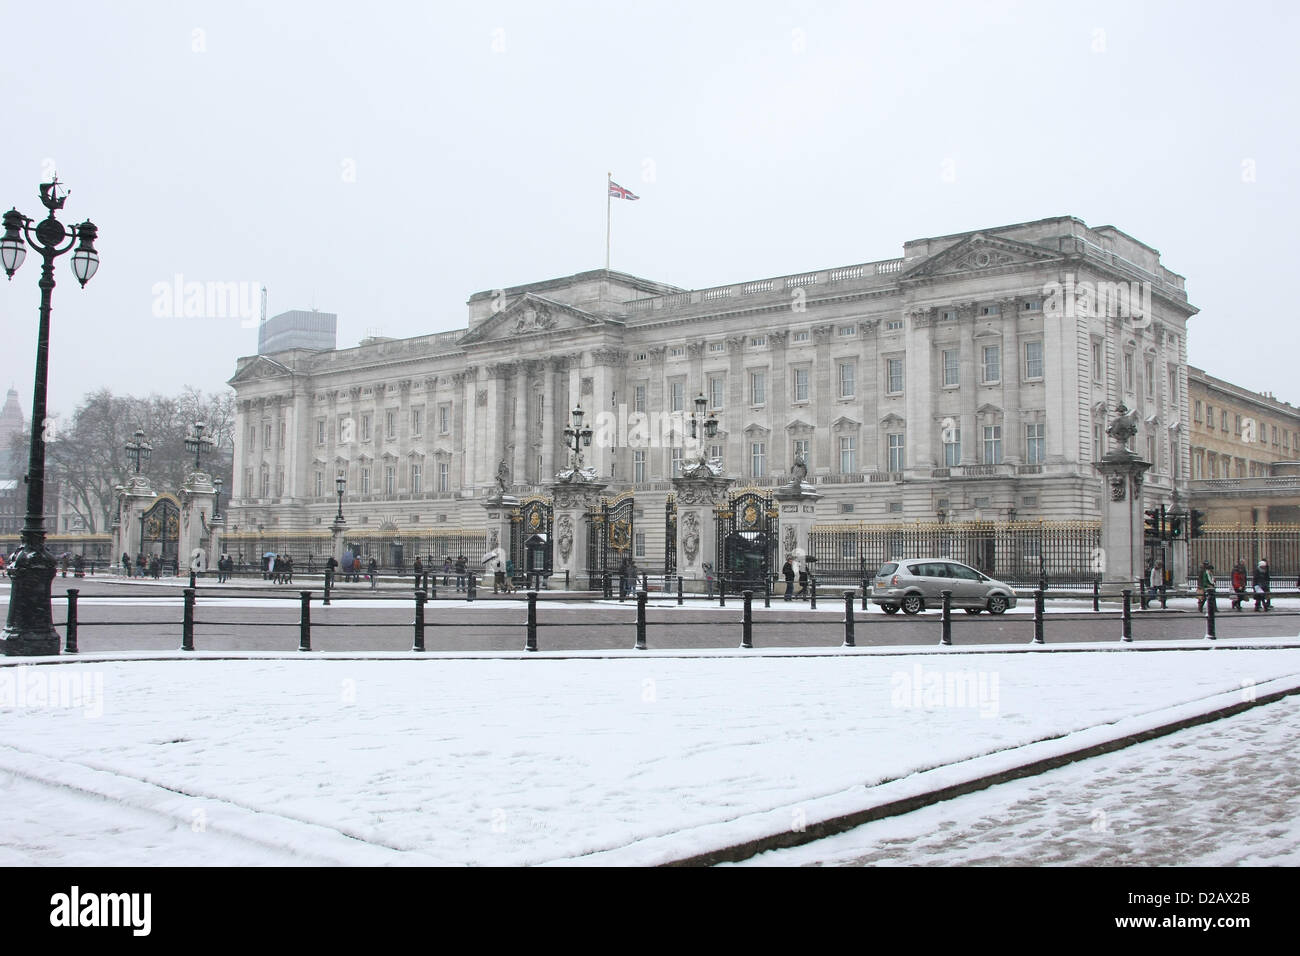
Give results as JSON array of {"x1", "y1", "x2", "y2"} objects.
[{"x1": 1, "y1": 641, "x2": 1298, "y2": 865}]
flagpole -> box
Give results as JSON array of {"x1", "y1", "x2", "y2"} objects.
[{"x1": 605, "y1": 171, "x2": 612, "y2": 272}]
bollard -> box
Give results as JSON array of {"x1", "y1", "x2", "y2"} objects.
[
  {"x1": 1032, "y1": 588, "x2": 1045, "y2": 644},
  {"x1": 323, "y1": 569, "x2": 332, "y2": 605},
  {"x1": 861, "y1": 578, "x2": 869, "y2": 612},
  {"x1": 181, "y1": 587, "x2": 195, "y2": 651},
  {"x1": 810, "y1": 576, "x2": 817, "y2": 610},
  {"x1": 189, "y1": 570, "x2": 197, "y2": 589},
  {"x1": 635, "y1": 589, "x2": 647, "y2": 650},
  {"x1": 1093, "y1": 579, "x2": 1100, "y2": 613},
  {"x1": 764, "y1": 576, "x2": 771, "y2": 609},
  {"x1": 64, "y1": 589, "x2": 79, "y2": 654},
  {"x1": 299, "y1": 590, "x2": 312, "y2": 651},
  {"x1": 1121, "y1": 589, "x2": 1132, "y2": 642},
  {"x1": 468, "y1": 573, "x2": 477, "y2": 602},
  {"x1": 741, "y1": 589, "x2": 753, "y2": 648},
  {"x1": 413, "y1": 591, "x2": 426, "y2": 652},
  {"x1": 525, "y1": 590, "x2": 538, "y2": 652},
  {"x1": 642, "y1": 572, "x2": 648, "y2": 593},
  {"x1": 603, "y1": 572, "x2": 612, "y2": 599},
  {"x1": 1138, "y1": 577, "x2": 1147, "y2": 610},
  {"x1": 565, "y1": 569, "x2": 570, "y2": 591},
  {"x1": 843, "y1": 590, "x2": 855, "y2": 647},
  {"x1": 719, "y1": 578, "x2": 726, "y2": 608},
  {"x1": 1205, "y1": 587, "x2": 1217, "y2": 641},
  {"x1": 677, "y1": 575, "x2": 684, "y2": 606},
  {"x1": 1160, "y1": 582, "x2": 1167, "y2": 610},
  {"x1": 940, "y1": 589, "x2": 952, "y2": 646},
  {"x1": 430, "y1": 575, "x2": 437, "y2": 600}
]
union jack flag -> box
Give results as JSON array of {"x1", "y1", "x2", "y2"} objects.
[{"x1": 608, "y1": 179, "x2": 640, "y2": 201}]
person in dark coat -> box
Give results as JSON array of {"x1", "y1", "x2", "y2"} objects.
[
  {"x1": 455, "y1": 555, "x2": 467, "y2": 592},
  {"x1": 368, "y1": 555, "x2": 378, "y2": 589},
  {"x1": 797, "y1": 565, "x2": 810, "y2": 600},
  {"x1": 122, "y1": 552, "x2": 132, "y2": 577},
  {"x1": 782, "y1": 555, "x2": 795, "y2": 601},
  {"x1": 1253, "y1": 559, "x2": 1271, "y2": 612},
  {"x1": 413, "y1": 556, "x2": 424, "y2": 591},
  {"x1": 1230, "y1": 559, "x2": 1247, "y2": 611}
]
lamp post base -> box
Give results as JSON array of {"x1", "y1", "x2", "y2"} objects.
[{"x1": 1, "y1": 545, "x2": 60, "y2": 656}]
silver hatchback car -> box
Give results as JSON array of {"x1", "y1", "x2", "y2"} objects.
[{"x1": 871, "y1": 559, "x2": 1017, "y2": 615}]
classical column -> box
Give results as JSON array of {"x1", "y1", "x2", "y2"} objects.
[
  {"x1": 513, "y1": 362, "x2": 529, "y2": 489},
  {"x1": 812, "y1": 325, "x2": 834, "y2": 470},
  {"x1": 905, "y1": 309, "x2": 936, "y2": 470},
  {"x1": 541, "y1": 358, "x2": 559, "y2": 482},
  {"x1": 1001, "y1": 298, "x2": 1021, "y2": 463},
  {"x1": 768, "y1": 330, "x2": 789, "y2": 478},
  {"x1": 726, "y1": 336, "x2": 746, "y2": 470},
  {"x1": 959, "y1": 306, "x2": 977, "y2": 465}
]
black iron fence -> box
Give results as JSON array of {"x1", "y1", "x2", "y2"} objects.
[
  {"x1": 807, "y1": 521, "x2": 1102, "y2": 589},
  {"x1": 220, "y1": 530, "x2": 488, "y2": 573},
  {"x1": 1190, "y1": 526, "x2": 1300, "y2": 585}
]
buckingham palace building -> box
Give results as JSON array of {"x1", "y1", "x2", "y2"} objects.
[{"x1": 226, "y1": 215, "x2": 1198, "y2": 584}]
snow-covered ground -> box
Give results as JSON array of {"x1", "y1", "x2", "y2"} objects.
[{"x1": 2, "y1": 641, "x2": 1299, "y2": 865}]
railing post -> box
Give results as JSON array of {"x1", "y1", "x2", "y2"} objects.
[
  {"x1": 641, "y1": 572, "x2": 648, "y2": 593},
  {"x1": 740, "y1": 589, "x2": 753, "y2": 648},
  {"x1": 429, "y1": 574, "x2": 437, "y2": 600},
  {"x1": 603, "y1": 572, "x2": 612, "y2": 599},
  {"x1": 323, "y1": 569, "x2": 332, "y2": 605},
  {"x1": 635, "y1": 589, "x2": 647, "y2": 650},
  {"x1": 1121, "y1": 588, "x2": 1132, "y2": 642},
  {"x1": 565, "y1": 569, "x2": 570, "y2": 590},
  {"x1": 842, "y1": 590, "x2": 855, "y2": 647},
  {"x1": 1205, "y1": 587, "x2": 1217, "y2": 641},
  {"x1": 764, "y1": 575, "x2": 771, "y2": 609},
  {"x1": 189, "y1": 569, "x2": 197, "y2": 589},
  {"x1": 677, "y1": 575, "x2": 683, "y2": 606},
  {"x1": 719, "y1": 577, "x2": 726, "y2": 607},
  {"x1": 299, "y1": 590, "x2": 312, "y2": 651},
  {"x1": 940, "y1": 589, "x2": 952, "y2": 646},
  {"x1": 413, "y1": 590, "x2": 426, "y2": 652},
  {"x1": 1138, "y1": 576, "x2": 1147, "y2": 610},
  {"x1": 1032, "y1": 588, "x2": 1045, "y2": 645},
  {"x1": 64, "y1": 589, "x2": 79, "y2": 654},
  {"x1": 181, "y1": 587, "x2": 195, "y2": 652},
  {"x1": 1159, "y1": 580, "x2": 1167, "y2": 610},
  {"x1": 1093, "y1": 578, "x2": 1100, "y2": 613},
  {"x1": 525, "y1": 590, "x2": 538, "y2": 652},
  {"x1": 468, "y1": 572, "x2": 477, "y2": 602},
  {"x1": 861, "y1": 578, "x2": 869, "y2": 612},
  {"x1": 810, "y1": 575, "x2": 817, "y2": 610}
]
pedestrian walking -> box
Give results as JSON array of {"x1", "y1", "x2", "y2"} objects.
[
  {"x1": 122, "y1": 551, "x2": 132, "y2": 577},
  {"x1": 504, "y1": 557, "x2": 515, "y2": 593},
  {"x1": 285, "y1": 555, "x2": 294, "y2": 585},
  {"x1": 797, "y1": 564, "x2": 809, "y2": 600},
  {"x1": 442, "y1": 556, "x2": 452, "y2": 588},
  {"x1": 368, "y1": 555, "x2": 378, "y2": 590},
  {"x1": 1231, "y1": 558, "x2": 1247, "y2": 611},
  {"x1": 325, "y1": 554, "x2": 337, "y2": 589},
  {"x1": 782, "y1": 555, "x2": 795, "y2": 601},
  {"x1": 1196, "y1": 561, "x2": 1216, "y2": 613},
  {"x1": 455, "y1": 555, "x2": 466, "y2": 592},
  {"x1": 1253, "y1": 559, "x2": 1271, "y2": 612},
  {"x1": 413, "y1": 556, "x2": 424, "y2": 591},
  {"x1": 703, "y1": 562, "x2": 715, "y2": 599},
  {"x1": 493, "y1": 559, "x2": 506, "y2": 594}
]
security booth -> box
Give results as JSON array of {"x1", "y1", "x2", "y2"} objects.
[
  {"x1": 389, "y1": 540, "x2": 404, "y2": 571},
  {"x1": 524, "y1": 532, "x2": 552, "y2": 588},
  {"x1": 723, "y1": 530, "x2": 770, "y2": 592}
]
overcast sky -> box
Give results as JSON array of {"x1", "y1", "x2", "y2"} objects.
[{"x1": 2, "y1": 0, "x2": 1296, "y2": 424}]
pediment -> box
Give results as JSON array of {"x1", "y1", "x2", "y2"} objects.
[
  {"x1": 901, "y1": 233, "x2": 1062, "y2": 282},
  {"x1": 785, "y1": 418, "x2": 816, "y2": 433},
  {"x1": 880, "y1": 412, "x2": 906, "y2": 427},
  {"x1": 228, "y1": 355, "x2": 293, "y2": 386},
  {"x1": 458, "y1": 294, "x2": 613, "y2": 346},
  {"x1": 976, "y1": 403, "x2": 1002, "y2": 416},
  {"x1": 743, "y1": 422, "x2": 771, "y2": 436},
  {"x1": 831, "y1": 415, "x2": 862, "y2": 430}
]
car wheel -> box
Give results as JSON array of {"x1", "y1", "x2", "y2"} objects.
[
  {"x1": 902, "y1": 594, "x2": 923, "y2": 615},
  {"x1": 988, "y1": 595, "x2": 1008, "y2": 615},
  {"x1": 882, "y1": 604, "x2": 899, "y2": 615},
  {"x1": 964, "y1": 608, "x2": 982, "y2": 615}
]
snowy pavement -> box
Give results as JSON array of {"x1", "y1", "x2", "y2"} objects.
[
  {"x1": 743, "y1": 693, "x2": 1300, "y2": 867},
  {"x1": 2, "y1": 641, "x2": 1299, "y2": 865}
]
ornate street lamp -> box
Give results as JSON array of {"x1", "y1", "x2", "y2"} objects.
[
  {"x1": 184, "y1": 421, "x2": 214, "y2": 473},
  {"x1": 212, "y1": 476, "x2": 224, "y2": 519},
  {"x1": 335, "y1": 472, "x2": 347, "y2": 522},
  {"x1": 562, "y1": 405, "x2": 594, "y2": 470},
  {"x1": 689, "y1": 393, "x2": 718, "y2": 441},
  {"x1": 125, "y1": 428, "x2": 152, "y2": 474},
  {"x1": 2, "y1": 178, "x2": 99, "y2": 656}
]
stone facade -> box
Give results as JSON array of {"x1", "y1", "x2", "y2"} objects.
[
  {"x1": 1188, "y1": 366, "x2": 1300, "y2": 523},
  {"x1": 227, "y1": 216, "x2": 1198, "y2": 566}
]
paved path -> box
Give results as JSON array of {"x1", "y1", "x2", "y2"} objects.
[{"x1": 745, "y1": 694, "x2": 1300, "y2": 866}]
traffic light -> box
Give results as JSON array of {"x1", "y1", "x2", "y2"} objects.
[
  {"x1": 1168, "y1": 512, "x2": 1183, "y2": 539},
  {"x1": 1189, "y1": 509, "x2": 1206, "y2": 539},
  {"x1": 1144, "y1": 507, "x2": 1162, "y2": 540}
]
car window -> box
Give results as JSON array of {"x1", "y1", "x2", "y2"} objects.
[
  {"x1": 947, "y1": 563, "x2": 981, "y2": 581},
  {"x1": 920, "y1": 562, "x2": 947, "y2": 577},
  {"x1": 877, "y1": 562, "x2": 898, "y2": 576}
]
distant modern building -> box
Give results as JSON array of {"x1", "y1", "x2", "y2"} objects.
[
  {"x1": 0, "y1": 386, "x2": 25, "y2": 479},
  {"x1": 1187, "y1": 367, "x2": 1300, "y2": 523},
  {"x1": 258, "y1": 309, "x2": 337, "y2": 355}
]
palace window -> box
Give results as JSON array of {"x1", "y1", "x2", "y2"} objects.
[
  {"x1": 839, "y1": 436, "x2": 857, "y2": 474},
  {"x1": 708, "y1": 376, "x2": 725, "y2": 410},
  {"x1": 982, "y1": 425, "x2": 1003, "y2": 465},
  {"x1": 317, "y1": 420, "x2": 326, "y2": 446},
  {"x1": 942, "y1": 349, "x2": 959, "y2": 387},
  {"x1": 670, "y1": 381, "x2": 685, "y2": 413},
  {"x1": 633, "y1": 450, "x2": 646, "y2": 483},
  {"x1": 1025, "y1": 341, "x2": 1044, "y2": 380},
  {"x1": 982, "y1": 346, "x2": 1001, "y2": 384},
  {"x1": 751, "y1": 441, "x2": 766, "y2": 477},
  {"x1": 792, "y1": 330, "x2": 810, "y2": 343},
  {"x1": 410, "y1": 463, "x2": 422, "y2": 494},
  {"x1": 1025, "y1": 423, "x2": 1045, "y2": 465},
  {"x1": 314, "y1": 471, "x2": 323, "y2": 497},
  {"x1": 792, "y1": 438, "x2": 809, "y2": 467},
  {"x1": 384, "y1": 466, "x2": 395, "y2": 495},
  {"x1": 792, "y1": 367, "x2": 809, "y2": 403},
  {"x1": 412, "y1": 408, "x2": 423, "y2": 437},
  {"x1": 361, "y1": 414, "x2": 372, "y2": 442},
  {"x1": 943, "y1": 427, "x2": 961, "y2": 467},
  {"x1": 838, "y1": 325, "x2": 856, "y2": 337},
  {"x1": 670, "y1": 448, "x2": 684, "y2": 478},
  {"x1": 439, "y1": 404, "x2": 451, "y2": 434},
  {"x1": 838, "y1": 362, "x2": 856, "y2": 399},
  {"x1": 887, "y1": 433, "x2": 905, "y2": 472},
  {"x1": 361, "y1": 467, "x2": 371, "y2": 494},
  {"x1": 437, "y1": 463, "x2": 449, "y2": 492},
  {"x1": 886, "y1": 358, "x2": 904, "y2": 394},
  {"x1": 750, "y1": 371, "x2": 766, "y2": 406},
  {"x1": 1092, "y1": 341, "x2": 1103, "y2": 383},
  {"x1": 634, "y1": 385, "x2": 647, "y2": 413}
]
